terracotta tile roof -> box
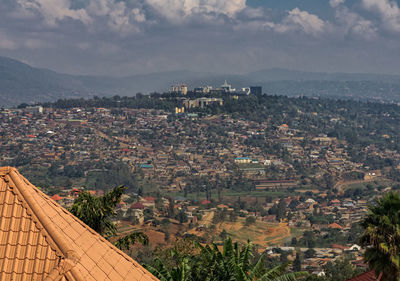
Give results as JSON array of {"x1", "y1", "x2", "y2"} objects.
[
  {"x1": 51, "y1": 194, "x2": 63, "y2": 201},
  {"x1": 130, "y1": 202, "x2": 145, "y2": 210},
  {"x1": 332, "y1": 244, "x2": 348, "y2": 250},
  {"x1": 346, "y1": 270, "x2": 381, "y2": 281},
  {"x1": 328, "y1": 222, "x2": 343, "y2": 229},
  {"x1": 0, "y1": 167, "x2": 159, "y2": 281}
]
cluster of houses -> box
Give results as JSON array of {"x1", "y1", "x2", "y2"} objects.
[
  {"x1": 0, "y1": 104, "x2": 397, "y2": 274},
  {"x1": 0, "y1": 106, "x2": 396, "y2": 191},
  {"x1": 49, "y1": 183, "x2": 370, "y2": 274}
]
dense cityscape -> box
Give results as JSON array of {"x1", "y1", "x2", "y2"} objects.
[
  {"x1": 2, "y1": 0, "x2": 400, "y2": 279},
  {"x1": 2, "y1": 83, "x2": 400, "y2": 279}
]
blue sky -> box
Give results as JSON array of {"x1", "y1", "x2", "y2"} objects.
[{"x1": 1, "y1": 0, "x2": 400, "y2": 76}]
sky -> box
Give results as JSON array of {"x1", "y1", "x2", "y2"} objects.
[{"x1": 1, "y1": 0, "x2": 400, "y2": 76}]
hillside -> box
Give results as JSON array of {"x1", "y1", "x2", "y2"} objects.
[{"x1": 2, "y1": 56, "x2": 400, "y2": 106}]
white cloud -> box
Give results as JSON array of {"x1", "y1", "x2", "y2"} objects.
[
  {"x1": 144, "y1": 0, "x2": 246, "y2": 22},
  {"x1": 361, "y1": 0, "x2": 400, "y2": 32},
  {"x1": 87, "y1": 0, "x2": 145, "y2": 34},
  {"x1": 16, "y1": 0, "x2": 146, "y2": 34},
  {"x1": 17, "y1": 0, "x2": 91, "y2": 26},
  {"x1": 0, "y1": 32, "x2": 18, "y2": 50},
  {"x1": 232, "y1": 8, "x2": 326, "y2": 37},
  {"x1": 274, "y1": 8, "x2": 325, "y2": 36},
  {"x1": 240, "y1": 7, "x2": 265, "y2": 19},
  {"x1": 132, "y1": 8, "x2": 146, "y2": 23},
  {"x1": 329, "y1": 0, "x2": 346, "y2": 8},
  {"x1": 334, "y1": 6, "x2": 377, "y2": 39}
]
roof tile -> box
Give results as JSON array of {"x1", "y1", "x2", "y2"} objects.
[
  {"x1": 346, "y1": 270, "x2": 380, "y2": 281},
  {"x1": 0, "y1": 167, "x2": 159, "y2": 281},
  {"x1": 107, "y1": 269, "x2": 125, "y2": 281}
]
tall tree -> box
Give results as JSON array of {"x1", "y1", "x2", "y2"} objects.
[
  {"x1": 359, "y1": 192, "x2": 400, "y2": 281},
  {"x1": 69, "y1": 185, "x2": 148, "y2": 250},
  {"x1": 323, "y1": 257, "x2": 363, "y2": 281}
]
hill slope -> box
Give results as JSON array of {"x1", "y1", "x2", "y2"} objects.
[{"x1": 2, "y1": 56, "x2": 400, "y2": 106}]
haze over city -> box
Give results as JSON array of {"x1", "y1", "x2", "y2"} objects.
[{"x1": 1, "y1": 0, "x2": 400, "y2": 76}]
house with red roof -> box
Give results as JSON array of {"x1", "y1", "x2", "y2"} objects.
[
  {"x1": 346, "y1": 270, "x2": 381, "y2": 281},
  {"x1": 131, "y1": 202, "x2": 145, "y2": 210},
  {"x1": 144, "y1": 196, "x2": 155, "y2": 203},
  {"x1": 331, "y1": 199, "x2": 340, "y2": 207},
  {"x1": 201, "y1": 199, "x2": 211, "y2": 205},
  {"x1": 328, "y1": 222, "x2": 343, "y2": 230},
  {"x1": 142, "y1": 196, "x2": 155, "y2": 208},
  {"x1": 332, "y1": 244, "x2": 348, "y2": 250},
  {"x1": 51, "y1": 194, "x2": 63, "y2": 201}
]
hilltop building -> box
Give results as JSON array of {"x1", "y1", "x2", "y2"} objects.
[
  {"x1": 170, "y1": 84, "x2": 188, "y2": 95},
  {"x1": 218, "y1": 80, "x2": 250, "y2": 95},
  {"x1": 169, "y1": 81, "x2": 252, "y2": 96},
  {"x1": 184, "y1": 98, "x2": 223, "y2": 108},
  {"x1": 220, "y1": 80, "x2": 233, "y2": 93},
  {"x1": 23, "y1": 105, "x2": 43, "y2": 114},
  {"x1": 0, "y1": 167, "x2": 158, "y2": 281},
  {"x1": 194, "y1": 86, "x2": 212, "y2": 94}
]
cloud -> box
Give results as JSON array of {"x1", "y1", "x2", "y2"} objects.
[
  {"x1": 102, "y1": 1, "x2": 141, "y2": 34},
  {"x1": 3, "y1": 0, "x2": 400, "y2": 76},
  {"x1": 233, "y1": 8, "x2": 326, "y2": 37},
  {"x1": 17, "y1": 0, "x2": 91, "y2": 26},
  {"x1": 97, "y1": 42, "x2": 121, "y2": 55},
  {"x1": 274, "y1": 8, "x2": 326, "y2": 36},
  {"x1": 0, "y1": 32, "x2": 18, "y2": 50},
  {"x1": 329, "y1": 0, "x2": 346, "y2": 8},
  {"x1": 333, "y1": 5, "x2": 378, "y2": 39},
  {"x1": 239, "y1": 7, "x2": 265, "y2": 20},
  {"x1": 25, "y1": 38, "x2": 50, "y2": 49},
  {"x1": 361, "y1": 0, "x2": 400, "y2": 32},
  {"x1": 16, "y1": 0, "x2": 146, "y2": 35},
  {"x1": 12, "y1": 0, "x2": 325, "y2": 38},
  {"x1": 144, "y1": 0, "x2": 246, "y2": 23}
]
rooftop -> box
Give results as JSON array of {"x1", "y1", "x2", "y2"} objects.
[
  {"x1": 346, "y1": 270, "x2": 380, "y2": 281},
  {"x1": 0, "y1": 166, "x2": 158, "y2": 281}
]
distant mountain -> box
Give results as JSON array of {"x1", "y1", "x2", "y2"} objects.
[
  {"x1": 0, "y1": 56, "x2": 94, "y2": 106},
  {"x1": 249, "y1": 68, "x2": 400, "y2": 83},
  {"x1": 2, "y1": 56, "x2": 400, "y2": 106}
]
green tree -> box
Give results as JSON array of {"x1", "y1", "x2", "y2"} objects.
[
  {"x1": 323, "y1": 257, "x2": 363, "y2": 281},
  {"x1": 293, "y1": 253, "x2": 302, "y2": 272},
  {"x1": 147, "y1": 255, "x2": 191, "y2": 281},
  {"x1": 195, "y1": 238, "x2": 307, "y2": 281},
  {"x1": 69, "y1": 186, "x2": 125, "y2": 236},
  {"x1": 304, "y1": 248, "x2": 316, "y2": 259},
  {"x1": 360, "y1": 192, "x2": 400, "y2": 281},
  {"x1": 245, "y1": 216, "x2": 257, "y2": 226},
  {"x1": 147, "y1": 238, "x2": 308, "y2": 281},
  {"x1": 69, "y1": 185, "x2": 148, "y2": 250}
]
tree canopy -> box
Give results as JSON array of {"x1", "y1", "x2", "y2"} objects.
[{"x1": 360, "y1": 192, "x2": 400, "y2": 281}]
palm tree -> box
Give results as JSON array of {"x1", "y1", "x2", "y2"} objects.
[
  {"x1": 195, "y1": 238, "x2": 308, "y2": 281},
  {"x1": 146, "y1": 237, "x2": 307, "y2": 281},
  {"x1": 146, "y1": 253, "x2": 191, "y2": 281},
  {"x1": 69, "y1": 185, "x2": 148, "y2": 250},
  {"x1": 359, "y1": 192, "x2": 400, "y2": 281}
]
